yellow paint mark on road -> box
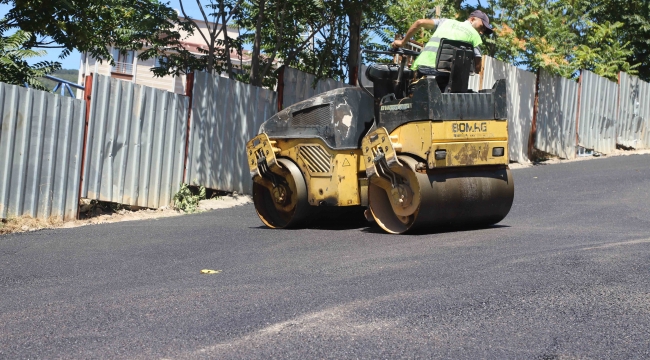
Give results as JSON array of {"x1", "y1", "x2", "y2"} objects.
[{"x1": 200, "y1": 269, "x2": 222, "y2": 274}]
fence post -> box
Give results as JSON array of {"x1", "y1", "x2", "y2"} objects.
[
  {"x1": 349, "y1": 65, "x2": 358, "y2": 88},
  {"x1": 528, "y1": 69, "x2": 540, "y2": 160},
  {"x1": 77, "y1": 73, "x2": 93, "y2": 219},
  {"x1": 277, "y1": 66, "x2": 285, "y2": 112},
  {"x1": 616, "y1": 71, "x2": 621, "y2": 146},
  {"x1": 575, "y1": 71, "x2": 583, "y2": 150},
  {"x1": 183, "y1": 71, "x2": 195, "y2": 184}
]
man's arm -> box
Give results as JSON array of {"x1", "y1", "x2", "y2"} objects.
[
  {"x1": 391, "y1": 19, "x2": 437, "y2": 48},
  {"x1": 474, "y1": 48, "x2": 482, "y2": 74}
]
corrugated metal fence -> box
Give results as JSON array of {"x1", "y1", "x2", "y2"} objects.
[
  {"x1": 282, "y1": 67, "x2": 348, "y2": 109},
  {"x1": 482, "y1": 57, "x2": 536, "y2": 163},
  {"x1": 0, "y1": 83, "x2": 85, "y2": 221},
  {"x1": 535, "y1": 69, "x2": 579, "y2": 159},
  {"x1": 81, "y1": 74, "x2": 189, "y2": 208},
  {"x1": 578, "y1": 70, "x2": 618, "y2": 154},
  {"x1": 186, "y1": 71, "x2": 277, "y2": 194},
  {"x1": 618, "y1": 72, "x2": 650, "y2": 149}
]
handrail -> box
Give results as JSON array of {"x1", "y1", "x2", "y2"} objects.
[
  {"x1": 43, "y1": 75, "x2": 85, "y2": 90},
  {"x1": 23, "y1": 75, "x2": 85, "y2": 97}
]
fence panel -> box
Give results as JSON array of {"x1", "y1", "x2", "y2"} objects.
[
  {"x1": 0, "y1": 83, "x2": 85, "y2": 221},
  {"x1": 577, "y1": 70, "x2": 618, "y2": 154},
  {"x1": 186, "y1": 71, "x2": 277, "y2": 195},
  {"x1": 618, "y1": 72, "x2": 650, "y2": 149},
  {"x1": 82, "y1": 74, "x2": 188, "y2": 208},
  {"x1": 482, "y1": 57, "x2": 536, "y2": 163},
  {"x1": 282, "y1": 67, "x2": 348, "y2": 109},
  {"x1": 535, "y1": 69, "x2": 579, "y2": 159},
  {"x1": 468, "y1": 74, "x2": 480, "y2": 92}
]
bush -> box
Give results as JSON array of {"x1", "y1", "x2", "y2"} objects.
[{"x1": 173, "y1": 183, "x2": 206, "y2": 213}]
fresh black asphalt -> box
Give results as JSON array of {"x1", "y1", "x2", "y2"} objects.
[{"x1": 1, "y1": 154, "x2": 649, "y2": 359}]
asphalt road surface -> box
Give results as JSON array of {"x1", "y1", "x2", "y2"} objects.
[{"x1": 2, "y1": 154, "x2": 649, "y2": 359}]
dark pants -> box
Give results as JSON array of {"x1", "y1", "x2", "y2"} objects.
[{"x1": 417, "y1": 66, "x2": 450, "y2": 92}]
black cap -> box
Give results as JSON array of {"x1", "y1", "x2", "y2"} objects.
[{"x1": 470, "y1": 10, "x2": 493, "y2": 35}]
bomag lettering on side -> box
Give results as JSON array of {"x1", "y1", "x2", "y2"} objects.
[
  {"x1": 453, "y1": 122, "x2": 488, "y2": 133},
  {"x1": 245, "y1": 47, "x2": 514, "y2": 234}
]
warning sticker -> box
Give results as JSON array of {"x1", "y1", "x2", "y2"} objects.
[{"x1": 342, "y1": 159, "x2": 351, "y2": 167}]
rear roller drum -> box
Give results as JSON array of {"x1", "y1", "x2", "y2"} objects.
[
  {"x1": 369, "y1": 155, "x2": 514, "y2": 234},
  {"x1": 253, "y1": 158, "x2": 311, "y2": 228}
]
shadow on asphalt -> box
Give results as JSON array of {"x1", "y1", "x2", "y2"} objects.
[
  {"x1": 360, "y1": 223, "x2": 510, "y2": 235},
  {"x1": 249, "y1": 223, "x2": 510, "y2": 234}
]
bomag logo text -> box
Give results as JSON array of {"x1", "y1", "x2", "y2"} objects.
[
  {"x1": 381, "y1": 103, "x2": 412, "y2": 111},
  {"x1": 452, "y1": 122, "x2": 488, "y2": 133}
]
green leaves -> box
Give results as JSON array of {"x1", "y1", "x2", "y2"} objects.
[
  {"x1": 173, "y1": 184, "x2": 207, "y2": 213},
  {"x1": 585, "y1": 0, "x2": 650, "y2": 81},
  {"x1": 0, "y1": 29, "x2": 60, "y2": 89},
  {"x1": 1, "y1": 0, "x2": 179, "y2": 65},
  {"x1": 572, "y1": 21, "x2": 638, "y2": 81}
]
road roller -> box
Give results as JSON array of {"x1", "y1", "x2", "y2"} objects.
[{"x1": 246, "y1": 46, "x2": 514, "y2": 234}]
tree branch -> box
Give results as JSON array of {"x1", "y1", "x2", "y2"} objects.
[
  {"x1": 179, "y1": 0, "x2": 211, "y2": 48},
  {"x1": 260, "y1": 0, "x2": 289, "y2": 79},
  {"x1": 195, "y1": 0, "x2": 215, "y2": 35}
]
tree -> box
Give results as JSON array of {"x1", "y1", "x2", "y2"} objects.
[
  {"x1": 387, "y1": 0, "x2": 457, "y2": 45},
  {"x1": 584, "y1": 0, "x2": 650, "y2": 81},
  {"x1": 341, "y1": 0, "x2": 389, "y2": 85},
  {"x1": 481, "y1": 0, "x2": 581, "y2": 78},
  {"x1": 572, "y1": 21, "x2": 638, "y2": 81},
  {"x1": 237, "y1": 0, "x2": 342, "y2": 87},
  {"x1": 0, "y1": 29, "x2": 60, "y2": 89},
  {"x1": 0, "y1": 0, "x2": 180, "y2": 65},
  {"x1": 478, "y1": 0, "x2": 641, "y2": 80}
]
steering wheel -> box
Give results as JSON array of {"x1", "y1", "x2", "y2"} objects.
[
  {"x1": 361, "y1": 47, "x2": 420, "y2": 57},
  {"x1": 390, "y1": 47, "x2": 421, "y2": 57}
]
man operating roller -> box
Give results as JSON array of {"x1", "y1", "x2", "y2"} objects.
[{"x1": 391, "y1": 10, "x2": 493, "y2": 89}]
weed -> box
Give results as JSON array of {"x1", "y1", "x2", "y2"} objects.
[
  {"x1": 529, "y1": 148, "x2": 556, "y2": 163},
  {"x1": 173, "y1": 183, "x2": 206, "y2": 213}
]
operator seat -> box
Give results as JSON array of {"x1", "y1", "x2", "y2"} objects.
[{"x1": 416, "y1": 38, "x2": 475, "y2": 93}]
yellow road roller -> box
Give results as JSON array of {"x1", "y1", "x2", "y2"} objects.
[{"x1": 246, "y1": 46, "x2": 514, "y2": 234}]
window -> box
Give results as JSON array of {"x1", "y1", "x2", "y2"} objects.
[
  {"x1": 154, "y1": 56, "x2": 168, "y2": 68},
  {"x1": 111, "y1": 48, "x2": 135, "y2": 75}
]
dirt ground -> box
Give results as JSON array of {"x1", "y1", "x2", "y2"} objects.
[
  {"x1": 0, "y1": 194, "x2": 252, "y2": 236},
  {"x1": 2, "y1": 148, "x2": 649, "y2": 236}
]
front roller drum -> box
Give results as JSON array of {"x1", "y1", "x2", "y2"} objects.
[
  {"x1": 369, "y1": 156, "x2": 514, "y2": 234},
  {"x1": 253, "y1": 158, "x2": 311, "y2": 229}
]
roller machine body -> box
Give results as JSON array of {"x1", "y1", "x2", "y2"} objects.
[{"x1": 246, "y1": 49, "x2": 514, "y2": 234}]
